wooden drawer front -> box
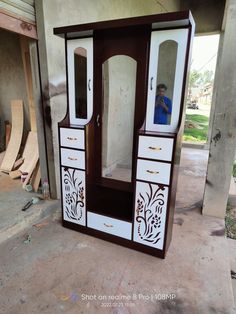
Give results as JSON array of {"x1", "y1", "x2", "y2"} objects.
[
  {"x1": 133, "y1": 181, "x2": 168, "y2": 250},
  {"x1": 60, "y1": 128, "x2": 85, "y2": 150},
  {"x1": 61, "y1": 148, "x2": 85, "y2": 170},
  {"x1": 61, "y1": 167, "x2": 86, "y2": 226},
  {"x1": 87, "y1": 212, "x2": 132, "y2": 240},
  {"x1": 136, "y1": 159, "x2": 171, "y2": 185},
  {"x1": 138, "y1": 136, "x2": 173, "y2": 161}
]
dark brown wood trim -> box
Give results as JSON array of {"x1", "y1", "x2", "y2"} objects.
[
  {"x1": 162, "y1": 135, "x2": 177, "y2": 254},
  {"x1": 60, "y1": 146, "x2": 85, "y2": 152},
  {"x1": 54, "y1": 11, "x2": 191, "y2": 37},
  {"x1": 139, "y1": 130, "x2": 177, "y2": 138},
  {"x1": 59, "y1": 124, "x2": 85, "y2": 130},
  {"x1": 137, "y1": 156, "x2": 173, "y2": 164}
]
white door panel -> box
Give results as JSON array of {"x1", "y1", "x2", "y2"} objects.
[
  {"x1": 146, "y1": 29, "x2": 188, "y2": 132},
  {"x1": 61, "y1": 167, "x2": 86, "y2": 226},
  {"x1": 67, "y1": 37, "x2": 93, "y2": 125},
  {"x1": 133, "y1": 181, "x2": 168, "y2": 250}
]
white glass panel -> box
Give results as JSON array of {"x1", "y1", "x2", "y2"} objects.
[
  {"x1": 74, "y1": 47, "x2": 87, "y2": 119},
  {"x1": 154, "y1": 40, "x2": 177, "y2": 125},
  {"x1": 146, "y1": 29, "x2": 188, "y2": 133},
  {"x1": 67, "y1": 37, "x2": 93, "y2": 125}
]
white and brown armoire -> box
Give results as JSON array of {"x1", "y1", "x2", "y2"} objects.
[{"x1": 54, "y1": 11, "x2": 195, "y2": 258}]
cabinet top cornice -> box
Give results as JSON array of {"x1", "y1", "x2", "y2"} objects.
[{"x1": 53, "y1": 10, "x2": 194, "y2": 39}]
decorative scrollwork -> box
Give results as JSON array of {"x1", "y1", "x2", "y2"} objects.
[
  {"x1": 63, "y1": 167, "x2": 84, "y2": 221},
  {"x1": 136, "y1": 183, "x2": 166, "y2": 244}
]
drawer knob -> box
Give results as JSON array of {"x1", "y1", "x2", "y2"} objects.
[
  {"x1": 104, "y1": 223, "x2": 113, "y2": 228},
  {"x1": 67, "y1": 137, "x2": 78, "y2": 141},
  {"x1": 146, "y1": 170, "x2": 159, "y2": 174},
  {"x1": 68, "y1": 157, "x2": 78, "y2": 161},
  {"x1": 148, "y1": 146, "x2": 162, "y2": 151}
]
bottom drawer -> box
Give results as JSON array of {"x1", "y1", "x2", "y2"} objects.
[{"x1": 87, "y1": 212, "x2": 132, "y2": 240}]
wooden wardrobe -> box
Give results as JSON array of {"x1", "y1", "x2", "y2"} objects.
[{"x1": 54, "y1": 11, "x2": 195, "y2": 258}]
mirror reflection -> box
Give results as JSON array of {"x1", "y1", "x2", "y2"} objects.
[
  {"x1": 154, "y1": 40, "x2": 177, "y2": 125},
  {"x1": 102, "y1": 55, "x2": 137, "y2": 182},
  {"x1": 74, "y1": 47, "x2": 87, "y2": 119}
]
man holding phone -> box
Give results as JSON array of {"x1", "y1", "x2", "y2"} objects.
[{"x1": 154, "y1": 83, "x2": 172, "y2": 125}]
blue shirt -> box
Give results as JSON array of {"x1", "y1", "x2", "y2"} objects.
[{"x1": 154, "y1": 95, "x2": 172, "y2": 125}]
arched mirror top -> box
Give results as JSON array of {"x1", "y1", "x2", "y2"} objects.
[{"x1": 153, "y1": 40, "x2": 178, "y2": 126}]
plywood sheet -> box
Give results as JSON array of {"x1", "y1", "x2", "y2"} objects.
[
  {"x1": 5, "y1": 121, "x2": 11, "y2": 148},
  {"x1": 22, "y1": 155, "x2": 38, "y2": 189},
  {"x1": 31, "y1": 162, "x2": 41, "y2": 192},
  {"x1": 19, "y1": 131, "x2": 38, "y2": 174},
  {"x1": 0, "y1": 100, "x2": 23, "y2": 172},
  {"x1": 0, "y1": 152, "x2": 6, "y2": 166},
  {"x1": 20, "y1": 36, "x2": 37, "y2": 132}
]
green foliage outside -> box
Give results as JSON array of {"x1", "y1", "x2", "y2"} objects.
[
  {"x1": 183, "y1": 114, "x2": 209, "y2": 143},
  {"x1": 233, "y1": 162, "x2": 236, "y2": 178},
  {"x1": 225, "y1": 205, "x2": 236, "y2": 240},
  {"x1": 189, "y1": 69, "x2": 214, "y2": 89}
]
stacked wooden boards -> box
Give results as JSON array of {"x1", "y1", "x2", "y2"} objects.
[
  {"x1": 0, "y1": 100, "x2": 41, "y2": 192},
  {"x1": 0, "y1": 100, "x2": 23, "y2": 172}
]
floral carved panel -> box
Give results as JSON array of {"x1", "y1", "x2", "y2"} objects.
[
  {"x1": 133, "y1": 181, "x2": 168, "y2": 250},
  {"x1": 61, "y1": 167, "x2": 86, "y2": 226}
]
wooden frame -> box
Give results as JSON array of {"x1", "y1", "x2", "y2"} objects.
[{"x1": 0, "y1": 9, "x2": 37, "y2": 39}]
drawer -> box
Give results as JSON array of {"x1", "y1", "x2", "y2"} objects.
[
  {"x1": 60, "y1": 127, "x2": 85, "y2": 149},
  {"x1": 136, "y1": 159, "x2": 171, "y2": 185},
  {"x1": 138, "y1": 136, "x2": 173, "y2": 161},
  {"x1": 87, "y1": 212, "x2": 132, "y2": 240},
  {"x1": 61, "y1": 148, "x2": 85, "y2": 169}
]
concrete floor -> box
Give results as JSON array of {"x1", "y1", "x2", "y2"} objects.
[
  {"x1": 0, "y1": 148, "x2": 235, "y2": 313},
  {"x1": 0, "y1": 170, "x2": 59, "y2": 244}
]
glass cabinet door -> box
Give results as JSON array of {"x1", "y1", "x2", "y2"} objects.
[
  {"x1": 67, "y1": 38, "x2": 93, "y2": 125},
  {"x1": 145, "y1": 29, "x2": 188, "y2": 133}
]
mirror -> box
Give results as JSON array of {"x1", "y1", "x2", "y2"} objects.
[
  {"x1": 102, "y1": 55, "x2": 137, "y2": 182},
  {"x1": 154, "y1": 40, "x2": 177, "y2": 125},
  {"x1": 74, "y1": 47, "x2": 87, "y2": 119}
]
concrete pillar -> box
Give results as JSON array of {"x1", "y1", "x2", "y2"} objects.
[
  {"x1": 34, "y1": 0, "x2": 57, "y2": 198},
  {"x1": 202, "y1": 0, "x2": 236, "y2": 218},
  {"x1": 205, "y1": 34, "x2": 224, "y2": 149}
]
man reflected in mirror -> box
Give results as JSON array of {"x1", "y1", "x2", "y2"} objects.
[{"x1": 154, "y1": 83, "x2": 172, "y2": 125}]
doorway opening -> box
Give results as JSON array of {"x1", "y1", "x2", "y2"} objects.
[
  {"x1": 0, "y1": 23, "x2": 52, "y2": 242},
  {"x1": 183, "y1": 34, "x2": 220, "y2": 145}
]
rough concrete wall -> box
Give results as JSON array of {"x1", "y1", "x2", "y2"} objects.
[
  {"x1": 180, "y1": 0, "x2": 226, "y2": 34},
  {"x1": 36, "y1": 0, "x2": 181, "y2": 197},
  {"x1": 0, "y1": 29, "x2": 29, "y2": 142}
]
